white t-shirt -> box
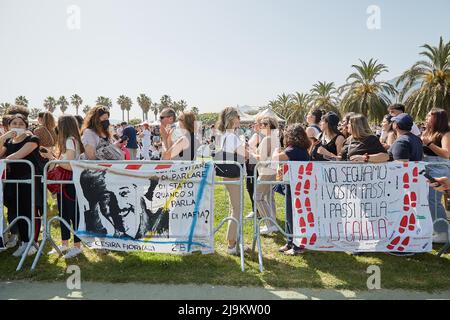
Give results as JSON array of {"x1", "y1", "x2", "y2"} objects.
[
  {"x1": 81, "y1": 128, "x2": 101, "y2": 150},
  {"x1": 142, "y1": 129, "x2": 152, "y2": 147},
  {"x1": 62, "y1": 137, "x2": 81, "y2": 160},
  {"x1": 220, "y1": 131, "x2": 243, "y2": 153},
  {"x1": 411, "y1": 123, "x2": 421, "y2": 136}
]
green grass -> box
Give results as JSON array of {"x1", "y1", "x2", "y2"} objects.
[{"x1": 0, "y1": 185, "x2": 449, "y2": 291}]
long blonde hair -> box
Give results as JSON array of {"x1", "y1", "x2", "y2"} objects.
[
  {"x1": 349, "y1": 114, "x2": 373, "y2": 140},
  {"x1": 217, "y1": 107, "x2": 239, "y2": 133}
]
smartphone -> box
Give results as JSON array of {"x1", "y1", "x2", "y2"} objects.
[{"x1": 420, "y1": 169, "x2": 438, "y2": 184}]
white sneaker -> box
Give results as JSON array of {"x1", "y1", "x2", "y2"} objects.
[
  {"x1": 245, "y1": 212, "x2": 255, "y2": 219},
  {"x1": 12, "y1": 242, "x2": 26, "y2": 257},
  {"x1": 433, "y1": 233, "x2": 449, "y2": 244},
  {"x1": 227, "y1": 245, "x2": 238, "y2": 255},
  {"x1": 5, "y1": 234, "x2": 18, "y2": 249},
  {"x1": 47, "y1": 245, "x2": 68, "y2": 256},
  {"x1": 260, "y1": 225, "x2": 278, "y2": 235},
  {"x1": 27, "y1": 245, "x2": 37, "y2": 256},
  {"x1": 64, "y1": 247, "x2": 82, "y2": 259}
]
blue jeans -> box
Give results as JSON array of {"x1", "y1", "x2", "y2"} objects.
[{"x1": 425, "y1": 156, "x2": 450, "y2": 234}]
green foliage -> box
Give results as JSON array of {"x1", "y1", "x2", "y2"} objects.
[
  {"x1": 397, "y1": 37, "x2": 450, "y2": 119},
  {"x1": 129, "y1": 118, "x2": 142, "y2": 126},
  {"x1": 197, "y1": 112, "x2": 219, "y2": 125}
]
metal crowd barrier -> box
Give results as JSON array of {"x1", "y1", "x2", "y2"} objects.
[
  {"x1": 0, "y1": 160, "x2": 36, "y2": 271},
  {"x1": 31, "y1": 160, "x2": 246, "y2": 272},
  {"x1": 251, "y1": 161, "x2": 450, "y2": 272}
]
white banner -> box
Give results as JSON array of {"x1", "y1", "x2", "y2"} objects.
[
  {"x1": 72, "y1": 161, "x2": 214, "y2": 254},
  {"x1": 289, "y1": 161, "x2": 433, "y2": 252},
  {"x1": 0, "y1": 161, "x2": 6, "y2": 248}
]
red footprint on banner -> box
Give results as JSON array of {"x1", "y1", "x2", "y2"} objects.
[
  {"x1": 408, "y1": 214, "x2": 416, "y2": 231},
  {"x1": 304, "y1": 180, "x2": 311, "y2": 195},
  {"x1": 399, "y1": 215, "x2": 408, "y2": 234},
  {"x1": 298, "y1": 165, "x2": 304, "y2": 179},
  {"x1": 397, "y1": 237, "x2": 410, "y2": 252},
  {"x1": 412, "y1": 167, "x2": 419, "y2": 183},
  {"x1": 387, "y1": 236, "x2": 401, "y2": 250},
  {"x1": 299, "y1": 217, "x2": 306, "y2": 233},
  {"x1": 307, "y1": 212, "x2": 315, "y2": 227},
  {"x1": 403, "y1": 162, "x2": 409, "y2": 168},
  {"x1": 295, "y1": 198, "x2": 302, "y2": 212},
  {"x1": 403, "y1": 173, "x2": 410, "y2": 189},
  {"x1": 306, "y1": 163, "x2": 313, "y2": 175},
  {"x1": 305, "y1": 197, "x2": 311, "y2": 213},
  {"x1": 295, "y1": 198, "x2": 303, "y2": 214},
  {"x1": 295, "y1": 182, "x2": 302, "y2": 196},
  {"x1": 283, "y1": 164, "x2": 289, "y2": 174},
  {"x1": 403, "y1": 194, "x2": 410, "y2": 211},
  {"x1": 300, "y1": 237, "x2": 308, "y2": 249},
  {"x1": 309, "y1": 233, "x2": 317, "y2": 245},
  {"x1": 410, "y1": 192, "x2": 417, "y2": 208}
]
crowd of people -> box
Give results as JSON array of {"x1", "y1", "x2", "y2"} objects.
[{"x1": 0, "y1": 103, "x2": 449, "y2": 259}]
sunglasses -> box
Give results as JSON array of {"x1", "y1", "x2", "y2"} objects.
[{"x1": 160, "y1": 115, "x2": 169, "y2": 120}]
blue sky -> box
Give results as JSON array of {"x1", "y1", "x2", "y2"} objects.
[{"x1": 1, "y1": 0, "x2": 449, "y2": 120}]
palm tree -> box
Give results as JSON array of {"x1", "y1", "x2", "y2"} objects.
[
  {"x1": 82, "y1": 105, "x2": 91, "y2": 115},
  {"x1": 57, "y1": 96, "x2": 69, "y2": 114},
  {"x1": 397, "y1": 37, "x2": 450, "y2": 120},
  {"x1": 173, "y1": 99, "x2": 187, "y2": 115},
  {"x1": 43, "y1": 97, "x2": 57, "y2": 113},
  {"x1": 288, "y1": 92, "x2": 310, "y2": 124},
  {"x1": 150, "y1": 102, "x2": 160, "y2": 120},
  {"x1": 160, "y1": 95, "x2": 173, "y2": 112},
  {"x1": 15, "y1": 96, "x2": 29, "y2": 107},
  {"x1": 191, "y1": 106, "x2": 199, "y2": 115},
  {"x1": 70, "y1": 94, "x2": 83, "y2": 115},
  {"x1": 29, "y1": 108, "x2": 41, "y2": 120},
  {"x1": 339, "y1": 59, "x2": 397, "y2": 123},
  {"x1": 272, "y1": 93, "x2": 293, "y2": 119},
  {"x1": 310, "y1": 81, "x2": 340, "y2": 115},
  {"x1": 137, "y1": 94, "x2": 151, "y2": 121},
  {"x1": 96, "y1": 96, "x2": 112, "y2": 108},
  {"x1": 0, "y1": 102, "x2": 11, "y2": 116},
  {"x1": 117, "y1": 95, "x2": 128, "y2": 121},
  {"x1": 125, "y1": 97, "x2": 133, "y2": 122}
]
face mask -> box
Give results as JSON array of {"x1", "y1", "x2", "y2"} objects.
[
  {"x1": 101, "y1": 120, "x2": 110, "y2": 131},
  {"x1": 11, "y1": 128, "x2": 26, "y2": 136}
]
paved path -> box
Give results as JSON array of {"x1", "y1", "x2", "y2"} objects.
[{"x1": 1, "y1": 281, "x2": 449, "y2": 300}]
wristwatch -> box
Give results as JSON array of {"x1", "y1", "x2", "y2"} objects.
[{"x1": 364, "y1": 153, "x2": 370, "y2": 163}]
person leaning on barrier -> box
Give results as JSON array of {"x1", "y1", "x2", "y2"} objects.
[
  {"x1": 380, "y1": 114, "x2": 397, "y2": 151},
  {"x1": 41, "y1": 115, "x2": 84, "y2": 259},
  {"x1": 388, "y1": 113, "x2": 423, "y2": 162},
  {"x1": 310, "y1": 112, "x2": 345, "y2": 161},
  {"x1": 340, "y1": 114, "x2": 389, "y2": 163},
  {"x1": 272, "y1": 124, "x2": 311, "y2": 256},
  {"x1": 216, "y1": 107, "x2": 250, "y2": 256},
  {"x1": 162, "y1": 111, "x2": 199, "y2": 161},
  {"x1": 421, "y1": 108, "x2": 450, "y2": 244},
  {"x1": 251, "y1": 115, "x2": 279, "y2": 235},
  {"x1": 245, "y1": 115, "x2": 263, "y2": 220},
  {"x1": 0, "y1": 113, "x2": 45, "y2": 257}
]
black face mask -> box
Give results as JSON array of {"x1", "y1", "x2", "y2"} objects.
[{"x1": 101, "y1": 120, "x2": 110, "y2": 131}]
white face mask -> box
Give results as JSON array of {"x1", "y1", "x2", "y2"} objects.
[{"x1": 11, "y1": 128, "x2": 26, "y2": 136}]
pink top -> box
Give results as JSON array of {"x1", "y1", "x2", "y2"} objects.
[{"x1": 121, "y1": 145, "x2": 131, "y2": 160}]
